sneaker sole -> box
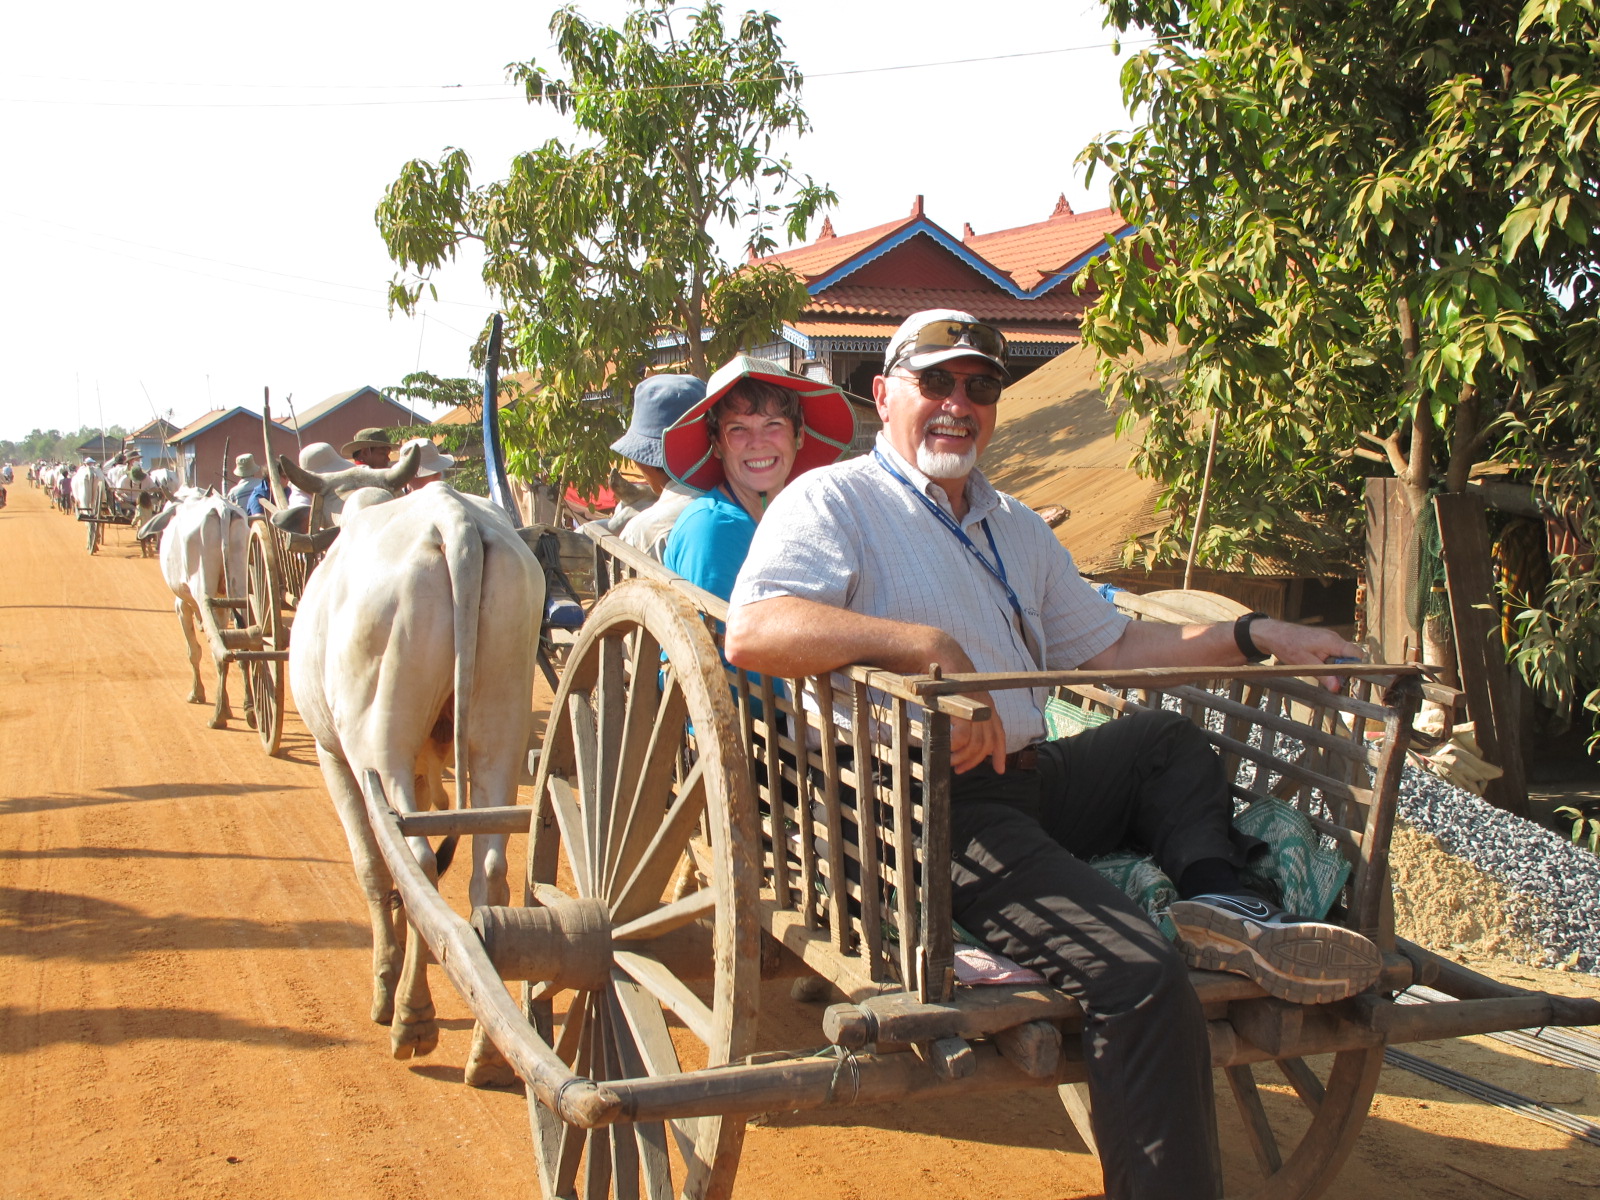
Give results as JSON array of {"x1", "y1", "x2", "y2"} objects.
[{"x1": 1169, "y1": 901, "x2": 1383, "y2": 1006}]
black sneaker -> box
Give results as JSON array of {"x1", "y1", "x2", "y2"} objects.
[{"x1": 1169, "y1": 892, "x2": 1382, "y2": 1005}]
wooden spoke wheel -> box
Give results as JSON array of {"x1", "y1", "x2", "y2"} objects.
[
  {"x1": 1215, "y1": 922, "x2": 1393, "y2": 1197},
  {"x1": 526, "y1": 579, "x2": 760, "y2": 1200},
  {"x1": 1216, "y1": 1043, "x2": 1384, "y2": 1199},
  {"x1": 245, "y1": 520, "x2": 286, "y2": 756}
]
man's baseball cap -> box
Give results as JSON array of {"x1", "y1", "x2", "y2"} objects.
[
  {"x1": 611, "y1": 374, "x2": 707, "y2": 469},
  {"x1": 883, "y1": 309, "x2": 1010, "y2": 378}
]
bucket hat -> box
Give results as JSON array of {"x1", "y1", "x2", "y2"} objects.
[
  {"x1": 611, "y1": 375, "x2": 707, "y2": 469},
  {"x1": 340, "y1": 427, "x2": 396, "y2": 457},
  {"x1": 662, "y1": 356, "x2": 854, "y2": 492},
  {"x1": 232, "y1": 453, "x2": 264, "y2": 480}
]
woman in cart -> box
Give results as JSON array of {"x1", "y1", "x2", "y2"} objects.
[{"x1": 660, "y1": 355, "x2": 854, "y2": 601}]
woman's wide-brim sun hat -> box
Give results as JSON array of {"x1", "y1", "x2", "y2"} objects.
[
  {"x1": 662, "y1": 356, "x2": 855, "y2": 492},
  {"x1": 398, "y1": 437, "x2": 455, "y2": 478}
]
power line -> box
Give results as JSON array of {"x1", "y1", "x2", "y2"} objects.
[
  {"x1": 68, "y1": 240, "x2": 479, "y2": 338},
  {"x1": 3, "y1": 206, "x2": 492, "y2": 326},
  {"x1": 6, "y1": 207, "x2": 493, "y2": 310},
  {"x1": 9, "y1": 71, "x2": 503, "y2": 91},
  {"x1": 1, "y1": 37, "x2": 1161, "y2": 109}
]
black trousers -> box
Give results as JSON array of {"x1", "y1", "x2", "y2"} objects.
[{"x1": 948, "y1": 708, "x2": 1256, "y2": 1200}]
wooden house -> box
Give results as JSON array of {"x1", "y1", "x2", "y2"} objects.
[
  {"x1": 745, "y1": 195, "x2": 1131, "y2": 391},
  {"x1": 166, "y1": 408, "x2": 297, "y2": 494},
  {"x1": 124, "y1": 418, "x2": 179, "y2": 470},
  {"x1": 74, "y1": 435, "x2": 122, "y2": 462},
  {"x1": 281, "y1": 386, "x2": 427, "y2": 456}
]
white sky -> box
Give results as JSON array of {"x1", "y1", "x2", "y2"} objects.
[{"x1": 3, "y1": 0, "x2": 1138, "y2": 443}]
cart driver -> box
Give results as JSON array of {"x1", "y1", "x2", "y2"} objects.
[
  {"x1": 341, "y1": 428, "x2": 397, "y2": 470},
  {"x1": 724, "y1": 309, "x2": 1380, "y2": 1200}
]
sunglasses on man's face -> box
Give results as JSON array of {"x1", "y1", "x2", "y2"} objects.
[{"x1": 898, "y1": 366, "x2": 1005, "y2": 406}]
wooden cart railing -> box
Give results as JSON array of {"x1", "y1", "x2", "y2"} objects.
[{"x1": 349, "y1": 525, "x2": 1600, "y2": 1200}]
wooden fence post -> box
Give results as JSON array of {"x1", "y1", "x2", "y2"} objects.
[{"x1": 1433, "y1": 491, "x2": 1530, "y2": 817}]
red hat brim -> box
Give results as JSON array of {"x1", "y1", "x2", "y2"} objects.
[{"x1": 662, "y1": 356, "x2": 855, "y2": 492}]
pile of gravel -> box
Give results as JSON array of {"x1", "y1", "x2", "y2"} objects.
[{"x1": 1397, "y1": 763, "x2": 1600, "y2": 975}]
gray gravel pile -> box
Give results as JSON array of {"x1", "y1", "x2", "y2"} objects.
[{"x1": 1397, "y1": 763, "x2": 1600, "y2": 974}]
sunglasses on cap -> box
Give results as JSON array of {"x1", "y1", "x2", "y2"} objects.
[
  {"x1": 894, "y1": 365, "x2": 1005, "y2": 406},
  {"x1": 889, "y1": 318, "x2": 1009, "y2": 369}
]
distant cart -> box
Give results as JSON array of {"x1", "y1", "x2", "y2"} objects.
[
  {"x1": 353, "y1": 524, "x2": 1600, "y2": 1200},
  {"x1": 76, "y1": 485, "x2": 144, "y2": 554}
]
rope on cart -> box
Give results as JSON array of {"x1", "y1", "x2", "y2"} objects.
[{"x1": 818, "y1": 1044, "x2": 860, "y2": 1106}]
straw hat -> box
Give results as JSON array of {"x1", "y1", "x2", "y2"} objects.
[{"x1": 662, "y1": 357, "x2": 854, "y2": 492}]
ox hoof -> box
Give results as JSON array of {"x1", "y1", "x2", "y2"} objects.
[
  {"x1": 390, "y1": 1017, "x2": 439, "y2": 1061},
  {"x1": 207, "y1": 714, "x2": 227, "y2": 730},
  {"x1": 188, "y1": 691, "x2": 204, "y2": 705},
  {"x1": 371, "y1": 993, "x2": 395, "y2": 1026},
  {"x1": 464, "y1": 1024, "x2": 518, "y2": 1089},
  {"x1": 244, "y1": 708, "x2": 257, "y2": 731}
]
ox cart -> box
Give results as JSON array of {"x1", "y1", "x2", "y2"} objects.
[
  {"x1": 76, "y1": 483, "x2": 149, "y2": 554},
  {"x1": 239, "y1": 490, "x2": 335, "y2": 756},
  {"x1": 347, "y1": 522, "x2": 1600, "y2": 1200}
]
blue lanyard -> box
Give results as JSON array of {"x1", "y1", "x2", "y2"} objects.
[{"x1": 874, "y1": 449, "x2": 1026, "y2": 625}]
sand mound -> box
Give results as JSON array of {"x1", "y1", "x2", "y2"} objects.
[{"x1": 1388, "y1": 820, "x2": 1546, "y2": 962}]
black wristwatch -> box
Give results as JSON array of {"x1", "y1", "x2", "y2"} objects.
[{"x1": 1234, "y1": 611, "x2": 1270, "y2": 663}]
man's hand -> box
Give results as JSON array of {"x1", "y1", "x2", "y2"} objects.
[
  {"x1": 1082, "y1": 612, "x2": 1366, "y2": 692},
  {"x1": 1249, "y1": 619, "x2": 1365, "y2": 691},
  {"x1": 948, "y1": 692, "x2": 1007, "y2": 774}
]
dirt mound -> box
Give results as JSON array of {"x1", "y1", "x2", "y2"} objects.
[{"x1": 1389, "y1": 820, "x2": 1545, "y2": 962}]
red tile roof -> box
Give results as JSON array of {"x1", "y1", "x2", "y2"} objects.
[
  {"x1": 791, "y1": 319, "x2": 1080, "y2": 345},
  {"x1": 805, "y1": 286, "x2": 1089, "y2": 323},
  {"x1": 760, "y1": 209, "x2": 923, "y2": 283},
  {"x1": 966, "y1": 204, "x2": 1132, "y2": 290}
]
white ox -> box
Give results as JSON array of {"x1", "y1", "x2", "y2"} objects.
[
  {"x1": 289, "y1": 484, "x2": 541, "y2": 1082},
  {"x1": 70, "y1": 461, "x2": 106, "y2": 515},
  {"x1": 159, "y1": 491, "x2": 253, "y2": 729}
]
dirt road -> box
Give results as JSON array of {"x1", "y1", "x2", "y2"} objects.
[{"x1": 2, "y1": 481, "x2": 1597, "y2": 1200}]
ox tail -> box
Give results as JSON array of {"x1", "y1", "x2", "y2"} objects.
[
  {"x1": 439, "y1": 496, "x2": 484, "y2": 814},
  {"x1": 435, "y1": 834, "x2": 459, "y2": 878}
]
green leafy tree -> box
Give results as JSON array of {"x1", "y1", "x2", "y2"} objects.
[
  {"x1": 381, "y1": 371, "x2": 534, "y2": 498},
  {"x1": 1082, "y1": 0, "x2": 1600, "y2": 729},
  {"x1": 377, "y1": 0, "x2": 831, "y2": 496}
]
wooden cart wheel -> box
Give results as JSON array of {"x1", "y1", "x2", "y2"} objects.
[
  {"x1": 526, "y1": 578, "x2": 760, "y2": 1200},
  {"x1": 1217, "y1": 1042, "x2": 1384, "y2": 1199},
  {"x1": 245, "y1": 521, "x2": 285, "y2": 756}
]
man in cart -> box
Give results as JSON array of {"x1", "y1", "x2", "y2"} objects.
[{"x1": 724, "y1": 309, "x2": 1379, "y2": 1200}]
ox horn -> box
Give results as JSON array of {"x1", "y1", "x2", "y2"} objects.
[
  {"x1": 277, "y1": 454, "x2": 328, "y2": 496},
  {"x1": 275, "y1": 443, "x2": 423, "y2": 498}
]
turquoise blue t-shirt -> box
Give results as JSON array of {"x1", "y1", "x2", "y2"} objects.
[
  {"x1": 663, "y1": 489, "x2": 757, "y2": 603},
  {"x1": 663, "y1": 488, "x2": 784, "y2": 719}
]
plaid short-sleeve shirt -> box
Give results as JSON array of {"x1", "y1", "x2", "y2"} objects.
[{"x1": 729, "y1": 434, "x2": 1128, "y2": 751}]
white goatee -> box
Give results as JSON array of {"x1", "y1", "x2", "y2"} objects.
[{"x1": 917, "y1": 445, "x2": 977, "y2": 478}]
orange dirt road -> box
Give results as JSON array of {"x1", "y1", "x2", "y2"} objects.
[{"x1": 2, "y1": 481, "x2": 1597, "y2": 1200}]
